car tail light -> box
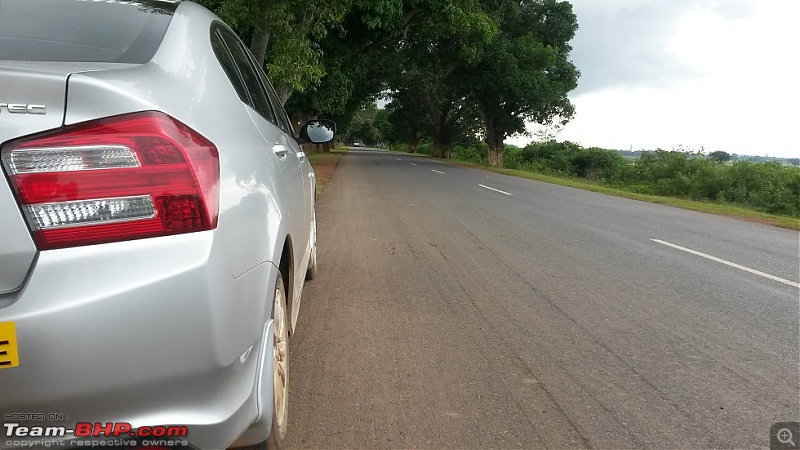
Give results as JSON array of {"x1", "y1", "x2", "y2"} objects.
[{"x1": 1, "y1": 111, "x2": 219, "y2": 250}]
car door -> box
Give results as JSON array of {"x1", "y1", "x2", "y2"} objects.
[
  {"x1": 254, "y1": 70, "x2": 316, "y2": 311},
  {"x1": 214, "y1": 27, "x2": 308, "y2": 270},
  {"x1": 258, "y1": 73, "x2": 315, "y2": 242}
]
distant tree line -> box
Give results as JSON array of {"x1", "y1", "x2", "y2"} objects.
[
  {"x1": 615, "y1": 149, "x2": 800, "y2": 166},
  {"x1": 617, "y1": 150, "x2": 800, "y2": 166}
]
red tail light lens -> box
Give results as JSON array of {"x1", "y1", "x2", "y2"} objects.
[{"x1": 0, "y1": 111, "x2": 219, "y2": 249}]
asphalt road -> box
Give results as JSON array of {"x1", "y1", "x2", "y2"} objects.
[{"x1": 285, "y1": 149, "x2": 800, "y2": 449}]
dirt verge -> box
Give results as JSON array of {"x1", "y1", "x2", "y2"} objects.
[{"x1": 309, "y1": 151, "x2": 345, "y2": 198}]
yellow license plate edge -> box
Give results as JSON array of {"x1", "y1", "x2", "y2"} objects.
[{"x1": 0, "y1": 321, "x2": 20, "y2": 369}]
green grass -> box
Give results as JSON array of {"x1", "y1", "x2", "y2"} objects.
[
  {"x1": 307, "y1": 152, "x2": 344, "y2": 164},
  {"x1": 430, "y1": 157, "x2": 800, "y2": 231}
]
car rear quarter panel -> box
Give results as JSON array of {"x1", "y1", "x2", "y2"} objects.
[
  {"x1": 0, "y1": 231, "x2": 277, "y2": 449},
  {"x1": 62, "y1": 2, "x2": 289, "y2": 278}
]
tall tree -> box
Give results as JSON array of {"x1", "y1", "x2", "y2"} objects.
[
  {"x1": 385, "y1": 0, "x2": 494, "y2": 157},
  {"x1": 288, "y1": 0, "x2": 491, "y2": 144},
  {"x1": 381, "y1": 88, "x2": 433, "y2": 153},
  {"x1": 466, "y1": 0, "x2": 580, "y2": 167},
  {"x1": 198, "y1": 0, "x2": 350, "y2": 103},
  {"x1": 389, "y1": 59, "x2": 463, "y2": 158},
  {"x1": 709, "y1": 151, "x2": 732, "y2": 162}
]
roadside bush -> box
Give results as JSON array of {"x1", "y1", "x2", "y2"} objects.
[
  {"x1": 520, "y1": 142, "x2": 628, "y2": 180},
  {"x1": 504, "y1": 146, "x2": 524, "y2": 170},
  {"x1": 451, "y1": 143, "x2": 486, "y2": 164},
  {"x1": 570, "y1": 147, "x2": 628, "y2": 180},
  {"x1": 684, "y1": 158, "x2": 730, "y2": 200},
  {"x1": 625, "y1": 153, "x2": 799, "y2": 215},
  {"x1": 406, "y1": 136, "x2": 800, "y2": 217},
  {"x1": 417, "y1": 142, "x2": 434, "y2": 156},
  {"x1": 725, "y1": 161, "x2": 800, "y2": 215},
  {"x1": 634, "y1": 150, "x2": 691, "y2": 183},
  {"x1": 521, "y1": 141, "x2": 582, "y2": 175}
]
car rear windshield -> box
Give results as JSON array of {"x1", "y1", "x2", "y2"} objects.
[{"x1": 0, "y1": 0, "x2": 177, "y2": 63}]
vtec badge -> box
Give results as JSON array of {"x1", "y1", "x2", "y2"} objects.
[{"x1": 0, "y1": 103, "x2": 46, "y2": 115}]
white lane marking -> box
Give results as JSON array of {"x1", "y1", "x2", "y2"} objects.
[
  {"x1": 409, "y1": 162, "x2": 417, "y2": 166},
  {"x1": 432, "y1": 170, "x2": 445, "y2": 174},
  {"x1": 479, "y1": 184, "x2": 513, "y2": 196},
  {"x1": 651, "y1": 239, "x2": 800, "y2": 288}
]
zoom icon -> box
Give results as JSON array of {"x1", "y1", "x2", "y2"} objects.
[{"x1": 772, "y1": 422, "x2": 800, "y2": 449}]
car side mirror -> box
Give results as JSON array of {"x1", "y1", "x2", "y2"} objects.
[{"x1": 299, "y1": 119, "x2": 336, "y2": 144}]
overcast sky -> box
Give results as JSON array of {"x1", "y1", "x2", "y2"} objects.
[{"x1": 508, "y1": 0, "x2": 800, "y2": 158}]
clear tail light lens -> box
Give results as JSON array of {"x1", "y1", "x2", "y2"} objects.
[{"x1": 1, "y1": 111, "x2": 219, "y2": 250}]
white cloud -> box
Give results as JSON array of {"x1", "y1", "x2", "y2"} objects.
[
  {"x1": 567, "y1": 0, "x2": 703, "y2": 94},
  {"x1": 510, "y1": 0, "x2": 800, "y2": 158}
]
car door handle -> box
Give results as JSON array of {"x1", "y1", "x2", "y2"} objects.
[
  {"x1": 273, "y1": 144, "x2": 289, "y2": 159},
  {"x1": 296, "y1": 151, "x2": 306, "y2": 160}
]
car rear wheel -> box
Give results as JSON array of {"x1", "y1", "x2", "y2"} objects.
[
  {"x1": 229, "y1": 272, "x2": 289, "y2": 450},
  {"x1": 267, "y1": 272, "x2": 290, "y2": 448}
]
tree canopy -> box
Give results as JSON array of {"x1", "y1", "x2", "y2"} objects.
[{"x1": 200, "y1": 0, "x2": 580, "y2": 166}]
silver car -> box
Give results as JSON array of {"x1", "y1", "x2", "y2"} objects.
[{"x1": 0, "y1": 1, "x2": 334, "y2": 448}]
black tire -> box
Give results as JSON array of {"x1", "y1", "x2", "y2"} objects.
[{"x1": 305, "y1": 211, "x2": 318, "y2": 281}]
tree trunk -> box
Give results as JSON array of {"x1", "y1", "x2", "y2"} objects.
[
  {"x1": 485, "y1": 127, "x2": 505, "y2": 167},
  {"x1": 433, "y1": 128, "x2": 449, "y2": 158},
  {"x1": 302, "y1": 143, "x2": 316, "y2": 154},
  {"x1": 408, "y1": 137, "x2": 419, "y2": 153},
  {"x1": 406, "y1": 130, "x2": 420, "y2": 153},
  {"x1": 249, "y1": 19, "x2": 271, "y2": 67},
  {"x1": 431, "y1": 127, "x2": 443, "y2": 158},
  {"x1": 480, "y1": 102, "x2": 505, "y2": 167},
  {"x1": 304, "y1": 141, "x2": 330, "y2": 154},
  {"x1": 248, "y1": 17, "x2": 293, "y2": 106},
  {"x1": 432, "y1": 141, "x2": 453, "y2": 159},
  {"x1": 487, "y1": 146, "x2": 504, "y2": 167},
  {"x1": 292, "y1": 110, "x2": 316, "y2": 132},
  {"x1": 277, "y1": 84, "x2": 293, "y2": 106}
]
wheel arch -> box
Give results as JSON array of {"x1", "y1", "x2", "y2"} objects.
[{"x1": 278, "y1": 236, "x2": 294, "y2": 334}]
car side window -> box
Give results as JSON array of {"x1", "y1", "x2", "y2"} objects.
[
  {"x1": 255, "y1": 64, "x2": 295, "y2": 136},
  {"x1": 210, "y1": 28, "x2": 250, "y2": 106},
  {"x1": 215, "y1": 27, "x2": 277, "y2": 126}
]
